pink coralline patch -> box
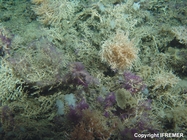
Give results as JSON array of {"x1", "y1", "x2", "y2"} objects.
[
  {"x1": 64, "y1": 62, "x2": 99, "y2": 87},
  {"x1": 122, "y1": 71, "x2": 146, "y2": 94}
]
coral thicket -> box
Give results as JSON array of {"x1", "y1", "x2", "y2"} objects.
[
  {"x1": 171, "y1": 26, "x2": 187, "y2": 45},
  {"x1": 31, "y1": 0, "x2": 76, "y2": 27},
  {"x1": 1, "y1": 0, "x2": 187, "y2": 139},
  {"x1": 153, "y1": 71, "x2": 180, "y2": 90},
  {"x1": 7, "y1": 38, "x2": 67, "y2": 89}
]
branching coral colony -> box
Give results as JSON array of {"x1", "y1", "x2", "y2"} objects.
[
  {"x1": 1, "y1": 0, "x2": 187, "y2": 139},
  {"x1": 100, "y1": 30, "x2": 138, "y2": 71}
]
